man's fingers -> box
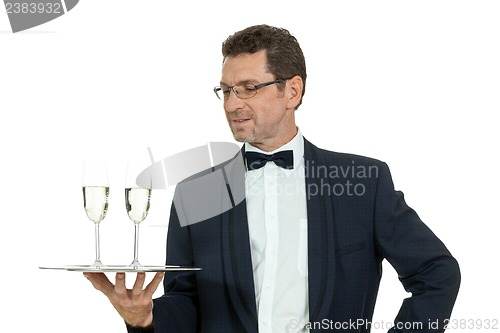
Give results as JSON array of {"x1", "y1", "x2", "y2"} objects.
[
  {"x1": 132, "y1": 272, "x2": 147, "y2": 296},
  {"x1": 84, "y1": 272, "x2": 114, "y2": 297},
  {"x1": 114, "y1": 273, "x2": 127, "y2": 296},
  {"x1": 86, "y1": 271, "x2": 163, "y2": 303},
  {"x1": 144, "y1": 272, "x2": 165, "y2": 297}
]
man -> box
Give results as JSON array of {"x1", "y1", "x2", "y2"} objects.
[{"x1": 85, "y1": 25, "x2": 460, "y2": 332}]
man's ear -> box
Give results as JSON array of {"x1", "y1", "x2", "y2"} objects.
[{"x1": 286, "y1": 75, "x2": 303, "y2": 110}]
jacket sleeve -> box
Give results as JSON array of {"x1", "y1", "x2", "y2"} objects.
[
  {"x1": 373, "y1": 163, "x2": 460, "y2": 333},
  {"x1": 126, "y1": 203, "x2": 199, "y2": 333}
]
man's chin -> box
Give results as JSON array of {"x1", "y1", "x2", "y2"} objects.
[
  {"x1": 231, "y1": 130, "x2": 255, "y2": 143},
  {"x1": 233, "y1": 135, "x2": 249, "y2": 143}
]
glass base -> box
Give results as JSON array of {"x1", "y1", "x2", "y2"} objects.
[
  {"x1": 90, "y1": 259, "x2": 105, "y2": 269},
  {"x1": 129, "y1": 259, "x2": 142, "y2": 269}
]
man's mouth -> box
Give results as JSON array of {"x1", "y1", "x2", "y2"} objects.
[{"x1": 232, "y1": 118, "x2": 250, "y2": 123}]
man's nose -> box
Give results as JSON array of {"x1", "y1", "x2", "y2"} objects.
[{"x1": 224, "y1": 89, "x2": 245, "y2": 112}]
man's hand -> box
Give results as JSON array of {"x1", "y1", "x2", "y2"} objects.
[{"x1": 84, "y1": 272, "x2": 164, "y2": 328}]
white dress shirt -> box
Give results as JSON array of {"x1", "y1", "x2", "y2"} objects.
[{"x1": 245, "y1": 131, "x2": 309, "y2": 333}]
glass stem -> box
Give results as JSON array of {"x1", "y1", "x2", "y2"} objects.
[
  {"x1": 93, "y1": 222, "x2": 103, "y2": 268},
  {"x1": 131, "y1": 223, "x2": 141, "y2": 267}
]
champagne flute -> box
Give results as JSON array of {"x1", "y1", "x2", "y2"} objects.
[
  {"x1": 82, "y1": 161, "x2": 109, "y2": 268},
  {"x1": 125, "y1": 161, "x2": 152, "y2": 268}
]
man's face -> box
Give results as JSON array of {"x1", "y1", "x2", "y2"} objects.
[{"x1": 220, "y1": 50, "x2": 297, "y2": 151}]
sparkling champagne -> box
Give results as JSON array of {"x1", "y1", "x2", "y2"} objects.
[
  {"x1": 125, "y1": 187, "x2": 151, "y2": 223},
  {"x1": 83, "y1": 186, "x2": 109, "y2": 223}
]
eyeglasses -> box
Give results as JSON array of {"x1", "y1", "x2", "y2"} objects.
[{"x1": 213, "y1": 79, "x2": 288, "y2": 101}]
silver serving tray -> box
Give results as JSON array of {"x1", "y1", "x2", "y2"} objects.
[{"x1": 39, "y1": 265, "x2": 201, "y2": 272}]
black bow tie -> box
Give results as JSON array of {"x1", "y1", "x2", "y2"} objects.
[{"x1": 245, "y1": 150, "x2": 294, "y2": 171}]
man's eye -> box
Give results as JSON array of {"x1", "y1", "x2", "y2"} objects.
[
  {"x1": 244, "y1": 85, "x2": 256, "y2": 91},
  {"x1": 222, "y1": 89, "x2": 231, "y2": 96}
]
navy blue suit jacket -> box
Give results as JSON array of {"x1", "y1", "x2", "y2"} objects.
[{"x1": 128, "y1": 139, "x2": 460, "y2": 333}]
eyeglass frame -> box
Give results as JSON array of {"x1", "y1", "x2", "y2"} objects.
[{"x1": 213, "y1": 77, "x2": 292, "y2": 100}]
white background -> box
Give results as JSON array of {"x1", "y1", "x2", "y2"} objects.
[{"x1": 1, "y1": 1, "x2": 499, "y2": 332}]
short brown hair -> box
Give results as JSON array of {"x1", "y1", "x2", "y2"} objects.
[{"x1": 222, "y1": 24, "x2": 307, "y2": 108}]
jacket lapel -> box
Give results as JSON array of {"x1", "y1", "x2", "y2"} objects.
[
  {"x1": 304, "y1": 139, "x2": 337, "y2": 326},
  {"x1": 221, "y1": 202, "x2": 258, "y2": 333}
]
